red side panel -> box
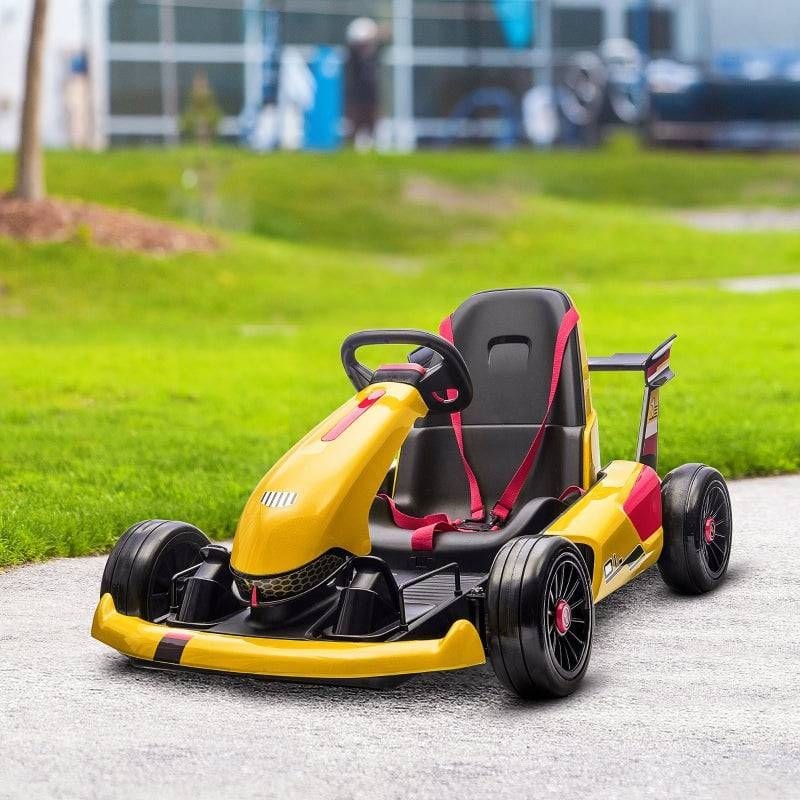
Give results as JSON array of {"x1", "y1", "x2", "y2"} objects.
[
  {"x1": 622, "y1": 465, "x2": 662, "y2": 541},
  {"x1": 646, "y1": 353, "x2": 670, "y2": 381},
  {"x1": 321, "y1": 390, "x2": 385, "y2": 442}
]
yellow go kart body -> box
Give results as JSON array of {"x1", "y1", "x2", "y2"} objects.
[{"x1": 92, "y1": 288, "x2": 677, "y2": 689}]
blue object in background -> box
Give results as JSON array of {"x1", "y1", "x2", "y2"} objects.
[
  {"x1": 261, "y1": 9, "x2": 282, "y2": 106},
  {"x1": 493, "y1": 0, "x2": 533, "y2": 49},
  {"x1": 630, "y1": 0, "x2": 650, "y2": 56},
  {"x1": 305, "y1": 46, "x2": 343, "y2": 151},
  {"x1": 70, "y1": 52, "x2": 88, "y2": 75},
  {"x1": 445, "y1": 88, "x2": 521, "y2": 150},
  {"x1": 713, "y1": 50, "x2": 800, "y2": 81}
]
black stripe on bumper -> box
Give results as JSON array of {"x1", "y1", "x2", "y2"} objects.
[{"x1": 153, "y1": 632, "x2": 192, "y2": 664}]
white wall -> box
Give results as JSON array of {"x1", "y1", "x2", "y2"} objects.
[
  {"x1": 0, "y1": 0, "x2": 106, "y2": 151},
  {"x1": 708, "y1": 0, "x2": 800, "y2": 53}
]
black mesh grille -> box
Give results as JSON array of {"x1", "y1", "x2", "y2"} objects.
[{"x1": 234, "y1": 550, "x2": 346, "y2": 603}]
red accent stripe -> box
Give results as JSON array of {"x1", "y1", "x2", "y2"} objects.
[
  {"x1": 321, "y1": 390, "x2": 385, "y2": 442},
  {"x1": 646, "y1": 352, "x2": 670, "y2": 380},
  {"x1": 622, "y1": 466, "x2": 662, "y2": 541},
  {"x1": 641, "y1": 433, "x2": 658, "y2": 457},
  {"x1": 161, "y1": 631, "x2": 192, "y2": 642}
]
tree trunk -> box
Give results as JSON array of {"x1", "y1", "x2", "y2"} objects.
[{"x1": 14, "y1": 0, "x2": 49, "y2": 201}]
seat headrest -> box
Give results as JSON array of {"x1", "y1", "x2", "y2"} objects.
[{"x1": 427, "y1": 288, "x2": 585, "y2": 427}]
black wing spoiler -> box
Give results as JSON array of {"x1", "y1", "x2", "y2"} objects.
[
  {"x1": 588, "y1": 334, "x2": 677, "y2": 470},
  {"x1": 588, "y1": 334, "x2": 676, "y2": 386}
]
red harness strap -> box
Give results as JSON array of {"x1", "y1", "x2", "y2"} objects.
[
  {"x1": 438, "y1": 315, "x2": 485, "y2": 521},
  {"x1": 381, "y1": 306, "x2": 580, "y2": 550},
  {"x1": 490, "y1": 305, "x2": 580, "y2": 522},
  {"x1": 377, "y1": 495, "x2": 469, "y2": 550}
]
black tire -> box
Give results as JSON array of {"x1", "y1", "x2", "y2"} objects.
[
  {"x1": 658, "y1": 463, "x2": 733, "y2": 595},
  {"x1": 100, "y1": 520, "x2": 209, "y2": 621},
  {"x1": 487, "y1": 535, "x2": 594, "y2": 699}
]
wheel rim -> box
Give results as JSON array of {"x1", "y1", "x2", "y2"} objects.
[
  {"x1": 146, "y1": 538, "x2": 203, "y2": 622},
  {"x1": 699, "y1": 481, "x2": 731, "y2": 578},
  {"x1": 545, "y1": 554, "x2": 592, "y2": 678}
]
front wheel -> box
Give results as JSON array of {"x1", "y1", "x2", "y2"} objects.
[
  {"x1": 486, "y1": 535, "x2": 594, "y2": 699},
  {"x1": 100, "y1": 519, "x2": 209, "y2": 621},
  {"x1": 658, "y1": 464, "x2": 733, "y2": 594}
]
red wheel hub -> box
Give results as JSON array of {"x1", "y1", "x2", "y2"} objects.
[
  {"x1": 704, "y1": 516, "x2": 716, "y2": 544},
  {"x1": 555, "y1": 599, "x2": 571, "y2": 636}
]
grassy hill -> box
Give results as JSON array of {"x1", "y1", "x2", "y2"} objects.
[{"x1": 1, "y1": 141, "x2": 799, "y2": 565}]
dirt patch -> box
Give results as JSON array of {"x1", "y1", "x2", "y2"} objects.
[
  {"x1": 0, "y1": 195, "x2": 219, "y2": 254},
  {"x1": 403, "y1": 176, "x2": 519, "y2": 217},
  {"x1": 673, "y1": 208, "x2": 800, "y2": 232}
]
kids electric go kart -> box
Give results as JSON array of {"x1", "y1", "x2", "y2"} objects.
[{"x1": 92, "y1": 288, "x2": 733, "y2": 698}]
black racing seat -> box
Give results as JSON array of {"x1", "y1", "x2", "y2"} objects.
[{"x1": 369, "y1": 288, "x2": 587, "y2": 572}]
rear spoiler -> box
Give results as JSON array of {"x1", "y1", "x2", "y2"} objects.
[{"x1": 588, "y1": 334, "x2": 677, "y2": 471}]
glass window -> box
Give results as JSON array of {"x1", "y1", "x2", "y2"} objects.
[
  {"x1": 175, "y1": 7, "x2": 244, "y2": 44},
  {"x1": 109, "y1": 133, "x2": 168, "y2": 146},
  {"x1": 108, "y1": 0, "x2": 160, "y2": 43},
  {"x1": 625, "y1": 8, "x2": 674, "y2": 54},
  {"x1": 413, "y1": 1, "x2": 507, "y2": 47},
  {"x1": 283, "y1": 13, "x2": 351, "y2": 46},
  {"x1": 283, "y1": 2, "x2": 390, "y2": 46},
  {"x1": 177, "y1": 63, "x2": 244, "y2": 117},
  {"x1": 552, "y1": 7, "x2": 604, "y2": 49},
  {"x1": 109, "y1": 61, "x2": 162, "y2": 115}
]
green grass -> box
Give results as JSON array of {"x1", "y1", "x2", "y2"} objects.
[{"x1": 1, "y1": 141, "x2": 799, "y2": 566}]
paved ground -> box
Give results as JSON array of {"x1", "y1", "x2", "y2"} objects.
[
  {"x1": 720, "y1": 275, "x2": 800, "y2": 294},
  {"x1": 1, "y1": 475, "x2": 799, "y2": 800},
  {"x1": 675, "y1": 207, "x2": 800, "y2": 232}
]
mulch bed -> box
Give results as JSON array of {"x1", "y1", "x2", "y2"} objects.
[{"x1": 0, "y1": 195, "x2": 219, "y2": 255}]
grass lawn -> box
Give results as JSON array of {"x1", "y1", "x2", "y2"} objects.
[{"x1": 1, "y1": 140, "x2": 799, "y2": 566}]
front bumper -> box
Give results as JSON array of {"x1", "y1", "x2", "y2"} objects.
[{"x1": 91, "y1": 594, "x2": 486, "y2": 680}]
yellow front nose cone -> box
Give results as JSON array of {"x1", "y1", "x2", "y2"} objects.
[{"x1": 231, "y1": 383, "x2": 428, "y2": 576}]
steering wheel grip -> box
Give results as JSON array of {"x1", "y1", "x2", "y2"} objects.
[{"x1": 340, "y1": 328, "x2": 473, "y2": 413}]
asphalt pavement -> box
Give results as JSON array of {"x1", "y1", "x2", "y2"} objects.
[{"x1": 1, "y1": 475, "x2": 799, "y2": 800}]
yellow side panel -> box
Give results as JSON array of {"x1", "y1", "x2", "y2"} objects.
[
  {"x1": 91, "y1": 594, "x2": 486, "y2": 679},
  {"x1": 547, "y1": 461, "x2": 664, "y2": 602},
  {"x1": 582, "y1": 408, "x2": 601, "y2": 489},
  {"x1": 576, "y1": 319, "x2": 601, "y2": 489},
  {"x1": 231, "y1": 383, "x2": 427, "y2": 576}
]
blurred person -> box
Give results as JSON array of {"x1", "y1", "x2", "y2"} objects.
[
  {"x1": 277, "y1": 46, "x2": 316, "y2": 150},
  {"x1": 249, "y1": 47, "x2": 315, "y2": 152},
  {"x1": 64, "y1": 53, "x2": 91, "y2": 149},
  {"x1": 345, "y1": 17, "x2": 383, "y2": 151},
  {"x1": 181, "y1": 71, "x2": 222, "y2": 146}
]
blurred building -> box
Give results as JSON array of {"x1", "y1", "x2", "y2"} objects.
[
  {"x1": 0, "y1": 0, "x2": 799, "y2": 150},
  {"x1": 101, "y1": 0, "x2": 702, "y2": 148}
]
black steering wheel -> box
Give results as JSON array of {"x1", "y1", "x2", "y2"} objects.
[{"x1": 340, "y1": 329, "x2": 473, "y2": 413}]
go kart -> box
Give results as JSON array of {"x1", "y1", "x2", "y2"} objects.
[{"x1": 92, "y1": 288, "x2": 733, "y2": 698}]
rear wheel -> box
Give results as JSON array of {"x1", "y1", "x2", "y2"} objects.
[
  {"x1": 487, "y1": 535, "x2": 594, "y2": 699},
  {"x1": 100, "y1": 520, "x2": 209, "y2": 621},
  {"x1": 658, "y1": 464, "x2": 733, "y2": 594}
]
